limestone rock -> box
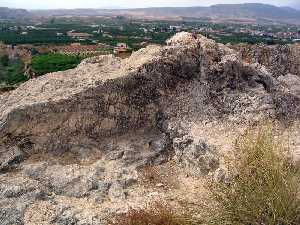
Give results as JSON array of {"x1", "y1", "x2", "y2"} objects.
[
  {"x1": 0, "y1": 32, "x2": 299, "y2": 225},
  {"x1": 230, "y1": 43, "x2": 300, "y2": 77},
  {"x1": 0, "y1": 207, "x2": 24, "y2": 225},
  {"x1": 108, "y1": 181, "x2": 127, "y2": 201},
  {"x1": 0, "y1": 146, "x2": 25, "y2": 171},
  {"x1": 174, "y1": 137, "x2": 219, "y2": 174},
  {"x1": 1, "y1": 32, "x2": 295, "y2": 157}
]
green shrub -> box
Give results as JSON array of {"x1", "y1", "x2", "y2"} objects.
[
  {"x1": 0, "y1": 54, "x2": 9, "y2": 66},
  {"x1": 207, "y1": 126, "x2": 300, "y2": 225},
  {"x1": 31, "y1": 54, "x2": 82, "y2": 76},
  {"x1": 0, "y1": 59, "x2": 28, "y2": 86}
]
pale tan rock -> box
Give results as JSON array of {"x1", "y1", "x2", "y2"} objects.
[
  {"x1": 230, "y1": 43, "x2": 300, "y2": 77},
  {"x1": 0, "y1": 32, "x2": 299, "y2": 225}
]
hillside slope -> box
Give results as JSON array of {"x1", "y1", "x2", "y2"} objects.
[
  {"x1": 124, "y1": 4, "x2": 300, "y2": 19},
  {"x1": 0, "y1": 7, "x2": 31, "y2": 19},
  {"x1": 0, "y1": 33, "x2": 299, "y2": 224},
  {"x1": 31, "y1": 3, "x2": 300, "y2": 24}
]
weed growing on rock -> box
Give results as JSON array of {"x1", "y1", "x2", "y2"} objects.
[
  {"x1": 206, "y1": 126, "x2": 300, "y2": 225},
  {"x1": 108, "y1": 201, "x2": 196, "y2": 225}
]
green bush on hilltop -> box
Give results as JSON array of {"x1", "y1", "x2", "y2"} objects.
[
  {"x1": 0, "y1": 58, "x2": 28, "y2": 86},
  {"x1": 31, "y1": 53, "x2": 82, "y2": 76},
  {"x1": 0, "y1": 54, "x2": 9, "y2": 66}
]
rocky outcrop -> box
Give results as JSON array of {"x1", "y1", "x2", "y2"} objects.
[
  {"x1": 0, "y1": 32, "x2": 299, "y2": 225},
  {"x1": 229, "y1": 43, "x2": 300, "y2": 77},
  {"x1": 1, "y1": 33, "x2": 299, "y2": 155}
]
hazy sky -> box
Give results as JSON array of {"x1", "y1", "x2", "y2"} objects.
[{"x1": 0, "y1": 0, "x2": 299, "y2": 9}]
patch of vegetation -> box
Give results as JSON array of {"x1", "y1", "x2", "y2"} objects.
[
  {"x1": 214, "y1": 33, "x2": 289, "y2": 45},
  {"x1": 0, "y1": 57, "x2": 28, "y2": 86},
  {"x1": 108, "y1": 126, "x2": 300, "y2": 225},
  {"x1": 31, "y1": 53, "x2": 82, "y2": 76},
  {"x1": 0, "y1": 30, "x2": 73, "y2": 45},
  {"x1": 206, "y1": 126, "x2": 300, "y2": 225},
  {"x1": 0, "y1": 54, "x2": 9, "y2": 66},
  {"x1": 108, "y1": 201, "x2": 195, "y2": 225}
]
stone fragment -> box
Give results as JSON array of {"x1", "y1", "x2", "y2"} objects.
[{"x1": 0, "y1": 147, "x2": 24, "y2": 171}]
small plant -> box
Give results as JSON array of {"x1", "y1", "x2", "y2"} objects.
[
  {"x1": 0, "y1": 54, "x2": 9, "y2": 66},
  {"x1": 206, "y1": 126, "x2": 300, "y2": 225},
  {"x1": 108, "y1": 201, "x2": 195, "y2": 225}
]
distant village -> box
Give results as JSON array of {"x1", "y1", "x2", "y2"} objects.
[
  {"x1": 4, "y1": 20, "x2": 300, "y2": 44},
  {"x1": 1, "y1": 16, "x2": 300, "y2": 90},
  {"x1": 197, "y1": 26, "x2": 300, "y2": 42},
  {"x1": 2, "y1": 22, "x2": 299, "y2": 57}
]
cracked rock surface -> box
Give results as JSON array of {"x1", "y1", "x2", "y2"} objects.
[{"x1": 0, "y1": 32, "x2": 300, "y2": 224}]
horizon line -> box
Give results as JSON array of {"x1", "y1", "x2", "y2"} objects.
[{"x1": 2, "y1": 3, "x2": 298, "y2": 11}]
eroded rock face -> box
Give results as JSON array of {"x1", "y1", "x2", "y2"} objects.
[
  {"x1": 1, "y1": 33, "x2": 298, "y2": 155},
  {"x1": 229, "y1": 43, "x2": 300, "y2": 78},
  {"x1": 0, "y1": 32, "x2": 300, "y2": 225}
]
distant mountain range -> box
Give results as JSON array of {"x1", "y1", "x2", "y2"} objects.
[
  {"x1": 118, "y1": 4, "x2": 300, "y2": 23},
  {"x1": 1, "y1": 3, "x2": 300, "y2": 25},
  {"x1": 293, "y1": 5, "x2": 300, "y2": 10},
  {"x1": 0, "y1": 7, "x2": 31, "y2": 19}
]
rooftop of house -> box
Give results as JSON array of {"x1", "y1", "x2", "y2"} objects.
[
  {"x1": 59, "y1": 45, "x2": 100, "y2": 52},
  {"x1": 67, "y1": 32, "x2": 93, "y2": 38}
]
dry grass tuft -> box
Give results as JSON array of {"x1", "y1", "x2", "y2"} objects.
[
  {"x1": 108, "y1": 201, "x2": 196, "y2": 225},
  {"x1": 206, "y1": 126, "x2": 300, "y2": 225},
  {"x1": 108, "y1": 126, "x2": 300, "y2": 225}
]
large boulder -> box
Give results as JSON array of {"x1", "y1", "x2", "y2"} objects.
[
  {"x1": 1, "y1": 32, "x2": 297, "y2": 157},
  {"x1": 230, "y1": 43, "x2": 300, "y2": 78},
  {"x1": 0, "y1": 32, "x2": 299, "y2": 225}
]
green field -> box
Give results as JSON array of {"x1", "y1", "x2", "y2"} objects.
[
  {"x1": 0, "y1": 53, "x2": 83, "y2": 91},
  {"x1": 0, "y1": 17, "x2": 297, "y2": 47},
  {"x1": 0, "y1": 56, "x2": 28, "y2": 86},
  {"x1": 31, "y1": 54, "x2": 82, "y2": 76}
]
